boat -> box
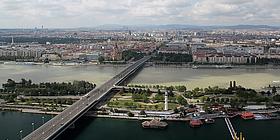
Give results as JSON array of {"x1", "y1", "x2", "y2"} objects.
[
  {"x1": 241, "y1": 112, "x2": 255, "y2": 120},
  {"x1": 189, "y1": 119, "x2": 203, "y2": 127},
  {"x1": 215, "y1": 65, "x2": 232, "y2": 69},
  {"x1": 142, "y1": 119, "x2": 168, "y2": 129},
  {"x1": 254, "y1": 114, "x2": 270, "y2": 120},
  {"x1": 192, "y1": 65, "x2": 232, "y2": 69},
  {"x1": 4, "y1": 61, "x2": 35, "y2": 65},
  {"x1": 192, "y1": 65, "x2": 198, "y2": 69},
  {"x1": 204, "y1": 118, "x2": 215, "y2": 124}
]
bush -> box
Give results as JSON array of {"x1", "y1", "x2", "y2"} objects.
[{"x1": 127, "y1": 112, "x2": 134, "y2": 117}]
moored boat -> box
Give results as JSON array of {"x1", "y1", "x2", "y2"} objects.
[
  {"x1": 191, "y1": 65, "x2": 233, "y2": 69},
  {"x1": 142, "y1": 119, "x2": 168, "y2": 129},
  {"x1": 254, "y1": 114, "x2": 270, "y2": 120},
  {"x1": 189, "y1": 119, "x2": 203, "y2": 127},
  {"x1": 241, "y1": 112, "x2": 255, "y2": 120},
  {"x1": 204, "y1": 118, "x2": 215, "y2": 124}
]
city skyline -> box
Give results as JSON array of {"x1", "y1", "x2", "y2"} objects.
[{"x1": 0, "y1": 0, "x2": 280, "y2": 28}]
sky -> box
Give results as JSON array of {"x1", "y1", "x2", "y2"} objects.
[{"x1": 0, "y1": 0, "x2": 280, "y2": 28}]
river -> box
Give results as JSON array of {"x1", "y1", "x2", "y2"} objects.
[
  {"x1": 1, "y1": 64, "x2": 280, "y2": 89},
  {"x1": 0, "y1": 111, "x2": 52, "y2": 140},
  {"x1": 131, "y1": 66, "x2": 280, "y2": 89},
  {"x1": 0, "y1": 64, "x2": 122, "y2": 88},
  {"x1": 1, "y1": 111, "x2": 280, "y2": 140},
  {"x1": 1, "y1": 64, "x2": 280, "y2": 139}
]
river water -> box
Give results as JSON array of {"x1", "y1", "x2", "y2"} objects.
[
  {"x1": 1, "y1": 64, "x2": 280, "y2": 139},
  {"x1": 1, "y1": 111, "x2": 280, "y2": 140},
  {"x1": 130, "y1": 66, "x2": 280, "y2": 89},
  {"x1": 0, "y1": 64, "x2": 122, "y2": 88},
  {"x1": 1, "y1": 64, "x2": 280, "y2": 89},
  {"x1": 0, "y1": 111, "x2": 52, "y2": 140}
]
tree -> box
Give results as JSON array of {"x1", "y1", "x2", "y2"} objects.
[
  {"x1": 127, "y1": 112, "x2": 134, "y2": 117},
  {"x1": 139, "y1": 110, "x2": 146, "y2": 115},
  {"x1": 98, "y1": 56, "x2": 105, "y2": 63},
  {"x1": 225, "y1": 98, "x2": 230, "y2": 103},
  {"x1": 216, "y1": 98, "x2": 220, "y2": 103},
  {"x1": 220, "y1": 98, "x2": 225, "y2": 103},
  {"x1": 173, "y1": 108, "x2": 179, "y2": 113},
  {"x1": 155, "y1": 105, "x2": 159, "y2": 110},
  {"x1": 206, "y1": 97, "x2": 210, "y2": 102},
  {"x1": 177, "y1": 96, "x2": 188, "y2": 106},
  {"x1": 122, "y1": 50, "x2": 144, "y2": 61},
  {"x1": 272, "y1": 86, "x2": 277, "y2": 94},
  {"x1": 176, "y1": 85, "x2": 187, "y2": 92},
  {"x1": 273, "y1": 95, "x2": 280, "y2": 102}
]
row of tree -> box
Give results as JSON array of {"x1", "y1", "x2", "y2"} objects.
[
  {"x1": 128, "y1": 84, "x2": 187, "y2": 92},
  {"x1": 1, "y1": 78, "x2": 96, "y2": 96},
  {"x1": 152, "y1": 52, "x2": 193, "y2": 63},
  {"x1": 122, "y1": 50, "x2": 145, "y2": 61}
]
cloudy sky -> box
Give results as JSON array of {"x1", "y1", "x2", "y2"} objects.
[{"x1": 0, "y1": 0, "x2": 279, "y2": 28}]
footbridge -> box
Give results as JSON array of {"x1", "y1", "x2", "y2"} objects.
[{"x1": 23, "y1": 56, "x2": 151, "y2": 140}]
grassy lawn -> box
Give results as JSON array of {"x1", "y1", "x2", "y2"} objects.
[
  {"x1": 107, "y1": 92, "x2": 180, "y2": 111},
  {"x1": 107, "y1": 100, "x2": 179, "y2": 111}
]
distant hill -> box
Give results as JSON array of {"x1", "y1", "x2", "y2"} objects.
[
  {"x1": 216, "y1": 25, "x2": 279, "y2": 30},
  {"x1": 91, "y1": 24, "x2": 280, "y2": 31},
  {"x1": 0, "y1": 24, "x2": 279, "y2": 31}
]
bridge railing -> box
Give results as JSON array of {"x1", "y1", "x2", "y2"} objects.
[{"x1": 23, "y1": 56, "x2": 151, "y2": 140}]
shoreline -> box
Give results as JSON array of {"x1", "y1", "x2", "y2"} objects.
[
  {"x1": 149, "y1": 64, "x2": 280, "y2": 69},
  {"x1": 1, "y1": 106, "x2": 280, "y2": 122},
  {"x1": 2, "y1": 60, "x2": 280, "y2": 69}
]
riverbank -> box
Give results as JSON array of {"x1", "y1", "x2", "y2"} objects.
[
  {"x1": 0, "y1": 106, "x2": 60, "y2": 115},
  {"x1": 148, "y1": 63, "x2": 280, "y2": 69},
  {"x1": 1, "y1": 61, "x2": 128, "y2": 67},
  {"x1": 2, "y1": 104, "x2": 280, "y2": 122},
  {"x1": 3, "y1": 60, "x2": 280, "y2": 69}
]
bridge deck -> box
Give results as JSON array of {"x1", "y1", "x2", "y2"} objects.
[
  {"x1": 23, "y1": 56, "x2": 151, "y2": 140},
  {"x1": 225, "y1": 117, "x2": 238, "y2": 140}
]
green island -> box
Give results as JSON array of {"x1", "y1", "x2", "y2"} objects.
[
  {"x1": 1, "y1": 78, "x2": 280, "y2": 121},
  {"x1": 0, "y1": 79, "x2": 95, "y2": 112}
]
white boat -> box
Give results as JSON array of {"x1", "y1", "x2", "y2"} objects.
[
  {"x1": 4, "y1": 61, "x2": 35, "y2": 65},
  {"x1": 192, "y1": 65, "x2": 232, "y2": 69},
  {"x1": 254, "y1": 114, "x2": 270, "y2": 120}
]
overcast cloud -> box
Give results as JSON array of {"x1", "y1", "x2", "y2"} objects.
[{"x1": 0, "y1": 0, "x2": 279, "y2": 28}]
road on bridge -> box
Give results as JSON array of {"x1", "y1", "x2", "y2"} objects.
[{"x1": 23, "y1": 56, "x2": 151, "y2": 140}]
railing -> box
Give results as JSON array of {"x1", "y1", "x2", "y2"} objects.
[
  {"x1": 23, "y1": 56, "x2": 150, "y2": 140},
  {"x1": 225, "y1": 118, "x2": 245, "y2": 140}
]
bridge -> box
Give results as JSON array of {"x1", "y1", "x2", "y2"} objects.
[
  {"x1": 23, "y1": 56, "x2": 151, "y2": 140},
  {"x1": 224, "y1": 118, "x2": 245, "y2": 140}
]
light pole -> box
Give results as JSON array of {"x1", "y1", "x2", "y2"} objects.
[
  {"x1": 42, "y1": 116, "x2": 45, "y2": 124},
  {"x1": 19, "y1": 130, "x2": 23, "y2": 140},
  {"x1": 31, "y1": 122, "x2": 35, "y2": 131}
]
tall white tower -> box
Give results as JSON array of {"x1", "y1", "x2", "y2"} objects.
[
  {"x1": 164, "y1": 91, "x2": 168, "y2": 111},
  {"x1": 11, "y1": 36, "x2": 14, "y2": 45}
]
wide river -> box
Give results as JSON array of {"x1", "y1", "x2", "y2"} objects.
[
  {"x1": 1, "y1": 111, "x2": 280, "y2": 140},
  {"x1": 1, "y1": 64, "x2": 280, "y2": 140},
  {"x1": 1, "y1": 64, "x2": 280, "y2": 89}
]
